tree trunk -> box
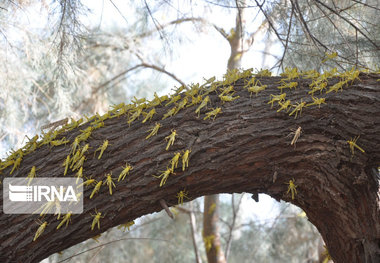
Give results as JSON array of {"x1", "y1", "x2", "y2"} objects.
[
  {"x1": 202, "y1": 3, "x2": 247, "y2": 261},
  {"x1": 0, "y1": 73, "x2": 379, "y2": 263},
  {"x1": 203, "y1": 194, "x2": 226, "y2": 263}
]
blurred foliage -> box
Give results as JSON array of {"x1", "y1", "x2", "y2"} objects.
[
  {"x1": 271, "y1": 0, "x2": 380, "y2": 70},
  {"x1": 50, "y1": 196, "x2": 320, "y2": 262}
]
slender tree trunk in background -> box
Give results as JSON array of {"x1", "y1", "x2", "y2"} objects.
[
  {"x1": 0, "y1": 73, "x2": 379, "y2": 263},
  {"x1": 203, "y1": 195, "x2": 226, "y2": 263},
  {"x1": 227, "y1": 1, "x2": 245, "y2": 71}
]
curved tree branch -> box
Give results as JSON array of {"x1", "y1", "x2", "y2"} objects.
[
  {"x1": 138, "y1": 62, "x2": 187, "y2": 88},
  {"x1": 92, "y1": 62, "x2": 186, "y2": 95},
  {"x1": 74, "y1": 62, "x2": 187, "y2": 113},
  {"x1": 0, "y1": 72, "x2": 379, "y2": 263}
]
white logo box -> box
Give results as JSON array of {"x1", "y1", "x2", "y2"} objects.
[{"x1": 3, "y1": 178, "x2": 83, "y2": 214}]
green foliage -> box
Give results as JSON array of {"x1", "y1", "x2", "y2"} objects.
[
  {"x1": 272, "y1": 0, "x2": 380, "y2": 70},
  {"x1": 220, "y1": 197, "x2": 320, "y2": 263},
  {"x1": 52, "y1": 196, "x2": 320, "y2": 262},
  {"x1": 0, "y1": 2, "x2": 167, "y2": 157}
]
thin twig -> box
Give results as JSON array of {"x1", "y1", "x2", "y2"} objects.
[
  {"x1": 246, "y1": 18, "x2": 268, "y2": 51},
  {"x1": 279, "y1": 4, "x2": 295, "y2": 69},
  {"x1": 159, "y1": 199, "x2": 174, "y2": 219},
  {"x1": 92, "y1": 64, "x2": 143, "y2": 95},
  {"x1": 225, "y1": 194, "x2": 244, "y2": 260},
  {"x1": 254, "y1": 0, "x2": 285, "y2": 47},
  {"x1": 88, "y1": 246, "x2": 104, "y2": 261},
  {"x1": 140, "y1": 62, "x2": 187, "y2": 88},
  {"x1": 109, "y1": 0, "x2": 128, "y2": 25},
  {"x1": 41, "y1": 118, "x2": 68, "y2": 131},
  {"x1": 351, "y1": 0, "x2": 380, "y2": 11},
  {"x1": 137, "y1": 17, "x2": 206, "y2": 38},
  {"x1": 93, "y1": 62, "x2": 187, "y2": 95},
  {"x1": 249, "y1": 204, "x2": 290, "y2": 257},
  {"x1": 31, "y1": 79, "x2": 54, "y2": 102},
  {"x1": 186, "y1": 202, "x2": 203, "y2": 263},
  {"x1": 143, "y1": 0, "x2": 164, "y2": 40},
  {"x1": 356, "y1": 29, "x2": 358, "y2": 68},
  {"x1": 314, "y1": 0, "x2": 379, "y2": 49},
  {"x1": 312, "y1": 2, "x2": 355, "y2": 64},
  {"x1": 57, "y1": 237, "x2": 170, "y2": 262},
  {"x1": 75, "y1": 60, "x2": 187, "y2": 112},
  {"x1": 204, "y1": 0, "x2": 258, "y2": 9},
  {"x1": 290, "y1": 0, "x2": 326, "y2": 51}
]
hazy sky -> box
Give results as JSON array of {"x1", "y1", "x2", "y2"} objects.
[
  {"x1": 82, "y1": 0, "x2": 282, "y2": 93},
  {"x1": 2, "y1": 0, "x2": 288, "y2": 223}
]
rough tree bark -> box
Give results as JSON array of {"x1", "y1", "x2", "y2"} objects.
[
  {"x1": 203, "y1": 3, "x2": 244, "y2": 261},
  {"x1": 203, "y1": 3, "x2": 250, "y2": 261},
  {"x1": 0, "y1": 73, "x2": 379, "y2": 263}
]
